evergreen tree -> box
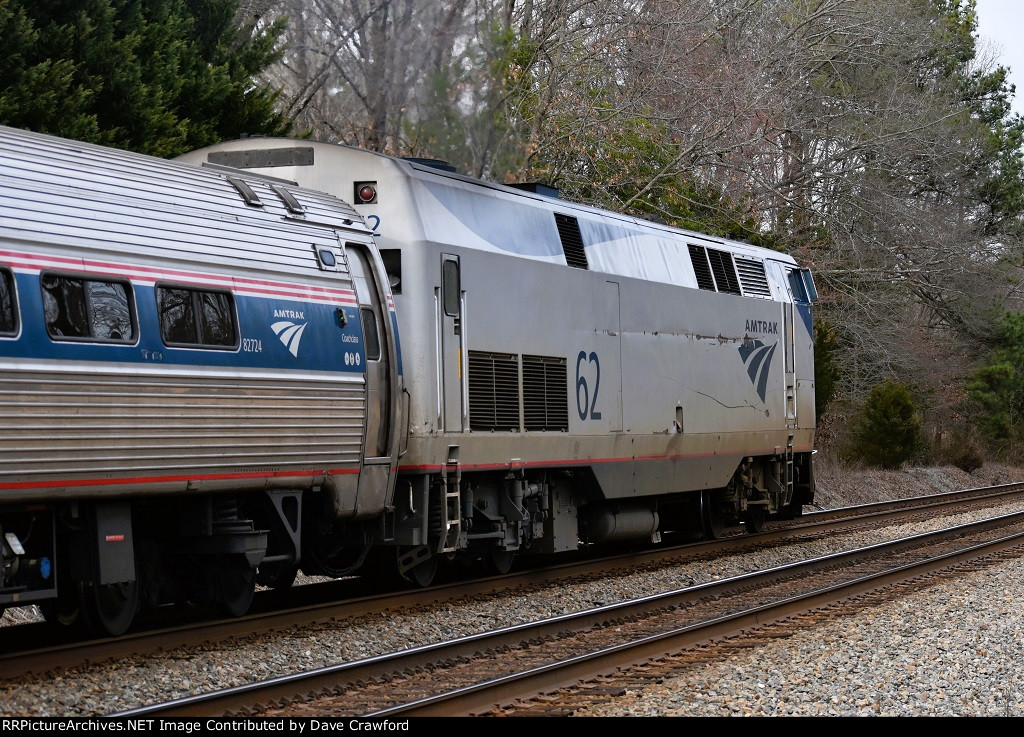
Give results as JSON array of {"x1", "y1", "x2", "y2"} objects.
[
  {"x1": 967, "y1": 312, "x2": 1024, "y2": 456},
  {"x1": 0, "y1": 0, "x2": 291, "y2": 157},
  {"x1": 813, "y1": 318, "x2": 842, "y2": 420},
  {"x1": 0, "y1": 1, "x2": 98, "y2": 141},
  {"x1": 847, "y1": 382, "x2": 928, "y2": 469}
]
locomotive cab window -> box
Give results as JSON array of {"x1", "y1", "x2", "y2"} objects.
[
  {"x1": 157, "y1": 285, "x2": 237, "y2": 349},
  {"x1": 442, "y1": 259, "x2": 460, "y2": 316},
  {"x1": 0, "y1": 268, "x2": 18, "y2": 336},
  {"x1": 788, "y1": 268, "x2": 819, "y2": 303},
  {"x1": 42, "y1": 274, "x2": 135, "y2": 342},
  {"x1": 799, "y1": 268, "x2": 819, "y2": 302}
]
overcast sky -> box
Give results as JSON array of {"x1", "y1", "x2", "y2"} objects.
[{"x1": 974, "y1": 0, "x2": 1024, "y2": 116}]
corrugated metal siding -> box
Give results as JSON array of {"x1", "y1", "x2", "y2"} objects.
[
  {"x1": 0, "y1": 126, "x2": 367, "y2": 279},
  {"x1": 0, "y1": 365, "x2": 365, "y2": 483}
]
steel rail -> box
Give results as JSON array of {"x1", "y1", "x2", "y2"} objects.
[{"x1": 106, "y1": 509, "x2": 1024, "y2": 718}]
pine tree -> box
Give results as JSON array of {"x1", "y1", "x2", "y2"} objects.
[{"x1": 0, "y1": 0, "x2": 291, "y2": 157}]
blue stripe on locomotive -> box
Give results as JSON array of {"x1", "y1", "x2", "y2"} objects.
[{"x1": 2, "y1": 271, "x2": 373, "y2": 373}]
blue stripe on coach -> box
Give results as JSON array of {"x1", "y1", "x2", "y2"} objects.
[{"x1": 0, "y1": 271, "x2": 375, "y2": 373}]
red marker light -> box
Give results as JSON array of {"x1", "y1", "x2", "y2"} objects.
[{"x1": 356, "y1": 184, "x2": 377, "y2": 204}]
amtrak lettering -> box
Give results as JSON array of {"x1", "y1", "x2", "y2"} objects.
[
  {"x1": 744, "y1": 319, "x2": 778, "y2": 335},
  {"x1": 274, "y1": 309, "x2": 305, "y2": 319}
]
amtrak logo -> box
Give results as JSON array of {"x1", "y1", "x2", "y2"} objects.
[
  {"x1": 271, "y1": 321, "x2": 308, "y2": 357},
  {"x1": 738, "y1": 339, "x2": 777, "y2": 403}
]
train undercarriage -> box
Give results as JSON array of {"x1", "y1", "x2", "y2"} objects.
[{"x1": 0, "y1": 450, "x2": 813, "y2": 636}]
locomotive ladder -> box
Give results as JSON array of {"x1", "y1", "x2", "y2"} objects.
[
  {"x1": 438, "y1": 459, "x2": 462, "y2": 553},
  {"x1": 784, "y1": 434, "x2": 795, "y2": 506}
]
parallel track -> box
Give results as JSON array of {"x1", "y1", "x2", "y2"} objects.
[
  {"x1": 3, "y1": 482, "x2": 1023, "y2": 688},
  {"x1": 107, "y1": 509, "x2": 1024, "y2": 717}
]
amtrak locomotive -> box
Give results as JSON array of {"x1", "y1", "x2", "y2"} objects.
[{"x1": 0, "y1": 125, "x2": 817, "y2": 636}]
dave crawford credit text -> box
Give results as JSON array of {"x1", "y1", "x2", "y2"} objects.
[{"x1": 1, "y1": 720, "x2": 412, "y2": 733}]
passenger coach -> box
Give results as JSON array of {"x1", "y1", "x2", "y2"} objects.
[{"x1": 0, "y1": 126, "x2": 397, "y2": 634}]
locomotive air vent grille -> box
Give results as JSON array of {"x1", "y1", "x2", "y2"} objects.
[
  {"x1": 688, "y1": 245, "x2": 716, "y2": 291},
  {"x1": 468, "y1": 351, "x2": 520, "y2": 432},
  {"x1": 554, "y1": 213, "x2": 589, "y2": 269},
  {"x1": 734, "y1": 256, "x2": 772, "y2": 298},
  {"x1": 707, "y1": 248, "x2": 742, "y2": 295},
  {"x1": 522, "y1": 355, "x2": 569, "y2": 432}
]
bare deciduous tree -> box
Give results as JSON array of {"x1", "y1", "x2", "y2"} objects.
[{"x1": 251, "y1": 0, "x2": 1024, "y2": 427}]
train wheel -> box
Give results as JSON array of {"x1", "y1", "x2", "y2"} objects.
[
  {"x1": 79, "y1": 580, "x2": 139, "y2": 637},
  {"x1": 258, "y1": 562, "x2": 298, "y2": 590},
  {"x1": 396, "y1": 546, "x2": 437, "y2": 587},
  {"x1": 744, "y1": 510, "x2": 767, "y2": 534},
  {"x1": 400, "y1": 557, "x2": 438, "y2": 587},
  {"x1": 483, "y1": 550, "x2": 515, "y2": 576},
  {"x1": 40, "y1": 590, "x2": 80, "y2": 628},
  {"x1": 700, "y1": 490, "x2": 725, "y2": 540},
  {"x1": 217, "y1": 561, "x2": 256, "y2": 617}
]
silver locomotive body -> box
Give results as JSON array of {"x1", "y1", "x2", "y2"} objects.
[{"x1": 181, "y1": 140, "x2": 817, "y2": 582}]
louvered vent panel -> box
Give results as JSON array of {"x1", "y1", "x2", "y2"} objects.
[
  {"x1": 707, "y1": 248, "x2": 741, "y2": 294},
  {"x1": 735, "y1": 257, "x2": 772, "y2": 297},
  {"x1": 468, "y1": 351, "x2": 520, "y2": 431},
  {"x1": 688, "y1": 245, "x2": 716, "y2": 291},
  {"x1": 554, "y1": 213, "x2": 589, "y2": 269},
  {"x1": 522, "y1": 355, "x2": 568, "y2": 431}
]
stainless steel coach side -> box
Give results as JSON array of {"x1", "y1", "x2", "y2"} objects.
[
  {"x1": 180, "y1": 139, "x2": 818, "y2": 584},
  {"x1": 0, "y1": 126, "x2": 399, "y2": 634}
]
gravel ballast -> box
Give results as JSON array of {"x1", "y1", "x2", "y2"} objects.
[{"x1": 2, "y1": 461, "x2": 1024, "y2": 717}]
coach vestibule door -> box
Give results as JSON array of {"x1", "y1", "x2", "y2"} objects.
[
  {"x1": 348, "y1": 244, "x2": 394, "y2": 515},
  {"x1": 438, "y1": 255, "x2": 464, "y2": 432}
]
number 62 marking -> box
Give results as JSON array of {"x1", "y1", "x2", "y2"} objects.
[{"x1": 575, "y1": 351, "x2": 602, "y2": 421}]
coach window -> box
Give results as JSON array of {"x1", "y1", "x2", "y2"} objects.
[
  {"x1": 0, "y1": 268, "x2": 17, "y2": 336},
  {"x1": 42, "y1": 274, "x2": 134, "y2": 342},
  {"x1": 157, "y1": 286, "x2": 237, "y2": 348}
]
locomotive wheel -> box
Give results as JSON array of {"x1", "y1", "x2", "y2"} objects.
[
  {"x1": 779, "y1": 500, "x2": 804, "y2": 520},
  {"x1": 744, "y1": 509, "x2": 767, "y2": 534},
  {"x1": 40, "y1": 590, "x2": 80, "y2": 627},
  {"x1": 483, "y1": 550, "x2": 515, "y2": 576},
  {"x1": 257, "y1": 561, "x2": 298, "y2": 590},
  {"x1": 700, "y1": 490, "x2": 725, "y2": 540},
  {"x1": 79, "y1": 580, "x2": 139, "y2": 637},
  {"x1": 217, "y1": 561, "x2": 257, "y2": 617},
  {"x1": 382, "y1": 545, "x2": 438, "y2": 588},
  {"x1": 398, "y1": 549, "x2": 438, "y2": 587}
]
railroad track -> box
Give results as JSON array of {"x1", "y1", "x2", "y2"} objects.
[
  {"x1": 3, "y1": 482, "x2": 1023, "y2": 703},
  {"x1": 102, "y1": 503, "x2": 1024, "y2": 717}
]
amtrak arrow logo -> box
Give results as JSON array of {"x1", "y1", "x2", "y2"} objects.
[
  {"x1": 271, "y1": 321, "x2": 308, "y2": 357},
  {"x1": 738, "y1": 339, "x2": 776, "y2": 403}
]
